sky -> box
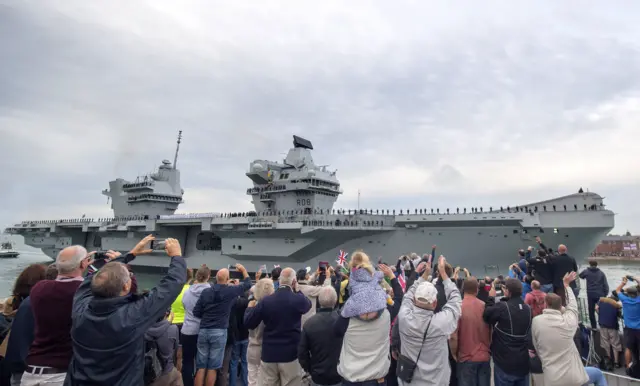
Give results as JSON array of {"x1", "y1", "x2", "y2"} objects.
[{"x1": 1, "y1": 1, "x2": 639, "y2": 234}]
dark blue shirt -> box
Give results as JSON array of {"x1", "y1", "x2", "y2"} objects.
[
  {"x1": 4, "y1": 297, "x2": 35, "y2": 373},
  {"x1": 194, "y1": 277, "x2": 252, "y2": 330},
  {"x1": 597, "y1": 298, "x2": 620, "y2": 330},
  {"x1": 244, "y1": 286, "x2": 312, "y2": 363}
]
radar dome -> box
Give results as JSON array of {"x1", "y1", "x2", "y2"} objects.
[{"x1": 251, "y1": 162, "x2": 265, "y2": 172}]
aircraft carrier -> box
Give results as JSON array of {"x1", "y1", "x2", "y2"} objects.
[{"x1": 4, "y1": 133, "x2": 615, "y2": 275}]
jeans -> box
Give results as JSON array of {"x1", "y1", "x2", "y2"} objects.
[
  {"x1": 540, "y1": 284, "x2": 553, "y2": 293},
  {"x1": 493, "y1": 364, "x2": 529, "y2": 386},
  {"x1": 229, "y1": 340, "x2": 249, "y2": 386},
  {"x1": 312, "y1": 383, "x2": 341, "y2": 386},
  {"x1": 196, "y1": 328, "x2": 227, "y2": 370},
  {"x1": 584, "y1": 366, "x2": 608, "y2": 386},
  {"x1": 588, "y1": 296, "x2": 600, "y2": 329},
  {"x1": 457, "y1": 361, "x2": 491, "y2": 386},
  {"x1": 181, "y1": 333, "x2": 198, "y2": 386}
]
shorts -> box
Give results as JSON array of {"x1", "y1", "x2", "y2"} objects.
[
  {"x1": 196, "y1": 328, "x2": 227, "y2": 370},
  {"x1": 624, "y1": 327, "x2": 640, "y2": 354},
  {"x1": 600, "y1": 327, "x2": 622, "y2": 353}
]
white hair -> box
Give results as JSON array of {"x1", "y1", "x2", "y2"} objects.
[
  {"x1": 56, "y1": 245, "x2": 87, "y2": 274},
  {"x1": 318, "y1": 286, "x2": 337, "y2": 308},
  {"x1": 279, "y1": 268, "x2": 296, "y2": 286}
]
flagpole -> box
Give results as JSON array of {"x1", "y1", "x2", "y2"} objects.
[{"x1": 357, "y1": 189, "x2": 360, "y2": 211}]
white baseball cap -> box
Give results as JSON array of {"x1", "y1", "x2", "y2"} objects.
[{"x1": 415, "y1": 281, "x2": 438, "y2": 304}]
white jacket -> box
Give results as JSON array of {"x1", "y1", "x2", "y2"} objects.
[
  {"x1": 532, "y1": 286, "x2": 589, "y2": 386},
  {"x1": 398, "y1": 278, "x2": 462, "y2": 386}
]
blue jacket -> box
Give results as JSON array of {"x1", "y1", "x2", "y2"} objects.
[
  {"x1": 64, "y1": 255, "x2": 186, "y2": 386},
  {"x1": 4, "y1": 297, "x2": 35, "y2": 373},
  {"x1": 244, "y1": 286, "x2": 312, "y2": 363},
  {"x1": 193, "y1": 277, "x2": 252, "y2": 330},
  {"x1": 579, "y1": 267, "x2": 609, "y2": 298}
]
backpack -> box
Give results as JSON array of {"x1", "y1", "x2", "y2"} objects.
[{"x1": 143, "y1": 339, "x2": 162, "y2": 385}]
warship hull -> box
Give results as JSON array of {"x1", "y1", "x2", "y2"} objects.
[{"x1": 9, "y1": 209, "x2": 614, "y2": 275}]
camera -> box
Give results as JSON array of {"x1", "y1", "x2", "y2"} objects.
[{"x1": 626, "y1": 275, "x2": 636, "y2": 282}]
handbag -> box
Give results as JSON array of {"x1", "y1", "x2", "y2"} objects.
[{"x1": 396, "y1": 318, "x2": 432, "y2": 383}]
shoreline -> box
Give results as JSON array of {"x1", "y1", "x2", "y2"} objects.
[{"x1": 587, "y1": 256, "x2": 640, "y2": 264}]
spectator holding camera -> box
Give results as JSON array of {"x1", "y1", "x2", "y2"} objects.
[
  {"x1": 192, "y1": 264, "x2": 251, "y2": 386},
  {"x1": 615, "y1": 275, "x2": 640, "y2": 375}
]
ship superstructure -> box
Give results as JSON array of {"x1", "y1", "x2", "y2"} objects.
[{"x1": 4, "y1": 134, "x2": 615, "y2": 274}]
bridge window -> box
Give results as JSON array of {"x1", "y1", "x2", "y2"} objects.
[{"x1": 196, "y1": 232, "x2": 222, "y2": 251}]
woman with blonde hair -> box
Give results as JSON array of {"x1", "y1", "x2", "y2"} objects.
[
  {"x1": 341, "y1": 251, "x2": 388, "y2": 319},
  {"x1": 247, "y1": 278, "x2": 275, "y2": 386}
]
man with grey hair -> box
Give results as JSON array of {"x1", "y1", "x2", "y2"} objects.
[
  {"x1": 298, "y1": 286, "x2": 342, "y2": 386},
  {"x1": 21, "y1": 245, "x2": 94, "y2": 386},
  {"x1": 396, "y1": 256, "x2": 462, "y2": 386},
  {"x1": 65, "y1": 235, "x2": 187, "y2": 386},
  {"x1": 245, "y1": 267, "x2": 312, "y2": 386}
]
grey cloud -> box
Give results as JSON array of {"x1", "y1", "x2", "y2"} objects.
[{"x1": 1, "y1": 1, "x2": 640, "y2": 233}]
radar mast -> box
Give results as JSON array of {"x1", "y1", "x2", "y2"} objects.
[{"x1": 173, "y1": 130, "x2": 182, "y2": 170}]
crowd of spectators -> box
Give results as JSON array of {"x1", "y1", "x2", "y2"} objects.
[{"x1": 0, "y1": 234, "x2": 638, "y2": 386}]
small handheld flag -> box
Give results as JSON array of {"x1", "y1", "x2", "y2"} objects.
[
  {"x1": 336, "y1": 250, "x2": 348, "y2": 266},
  {"x1": 259, "y1": 264, "x2": 267, "y2": 272},
  {"x1": 306, "y1": 266, "x2": 311, "y2": 273},
  {"x1": 397, "y1": 269, "x2": 407, "y2": 292},
  {"x1": 273, "y1": 264, "x2": 280, "y2": 269}
]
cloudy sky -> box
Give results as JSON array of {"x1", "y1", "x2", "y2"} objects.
[{"x1": 1, "y1": 1, "x2": 639, "y2": 234}]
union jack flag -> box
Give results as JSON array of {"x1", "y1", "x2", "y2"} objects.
[
  {"x1": 336, "y1": 250, "x2": 348, "y2": 266},
  {"x1": 397, "y1": 269, "x2": 407, "y2": 292},
  {"x1": 273, "y1": 264, "x2": 280, "y2": 269}
]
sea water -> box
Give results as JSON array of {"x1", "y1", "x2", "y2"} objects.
[{"x1": 1, "y1": 246, "x2": 638, "y2": 297}]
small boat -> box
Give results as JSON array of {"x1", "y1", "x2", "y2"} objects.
[{"x1": 0, "y1": 242, "x2": 19, "y2": 259}]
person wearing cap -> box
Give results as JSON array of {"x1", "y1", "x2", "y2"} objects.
[
  {"x1": 395, "y1": 256, "x2": 462, "y2": 386},
  {"x1": 296, "y1": 267, "x2": 333, "y2": 327},
  {"x1": 615, "y1": 276, "x2": 640, "y2": 375},
  {"x1": 483, "y1": 278, "x2": 532, "y2": 386}
]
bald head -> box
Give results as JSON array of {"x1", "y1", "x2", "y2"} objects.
[
  {"x1": 216, "y1": 268, "x2": 229, "y2": 284},
  {"x1": 558, "y1": 244, "x2": 567, "y2": 254},
  {"x1": 531, "y1": 280, "x2": 541, "y2": 290},
  {"x1": 279, "y1": 268, "x2": 296, "y2": 287},
  {"x1": 91, "y1": 262, "x2": 131, "y2": 298},
  {"x1": 56, "y1": 245, "x2": 87, "y2": 275}
]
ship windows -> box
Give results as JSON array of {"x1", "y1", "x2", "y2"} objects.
[
  {"x1": 196, "y1": 232, "x2": 222, "y2": 251},
  {"x1": 238, "y1": 245, "x2": 242, "y2": 250},
  {"x1": 513, "y1": 230, "x2": 518, "y2": 234},
  {"x1": 93, "y1": 235, "x2": 102, "y2": 248},
  {"x1": 553, "y1": 228, "x2": 559, "y2": 234}
]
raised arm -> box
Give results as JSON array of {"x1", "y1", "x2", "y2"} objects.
[
  {"x1": 432, "y1": 277, "x2": 462, "y2": 336},
  {"x1": 243, "y1": 300, "x2": 264, "y2": 330},
  {"x1": 125, "y1": 238, "x2": 187, "y2": 328},
  {"x1": 563, "y1": 272, "x2": 579, "y2": 329}
]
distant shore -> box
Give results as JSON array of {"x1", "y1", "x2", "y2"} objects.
[{"x1": 587, "y1": 256, "x2": 640, "y2": 264}]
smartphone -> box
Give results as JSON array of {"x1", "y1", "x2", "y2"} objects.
[
  {"x1": 318, "y1": 261, "x2": 328, "y2": 270},
  {"x1": 151, "y1": 239, "x2": 166, "y2": 251},
  {"x1": 89, "y1": 252, "x2": 109, "y2": 272},
  {"x1": 228, "y1": 264, "x2": 237, "y2": 270},
  {"x1": 626, "y1": 275, "x2": 635, "y2": 282}
]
